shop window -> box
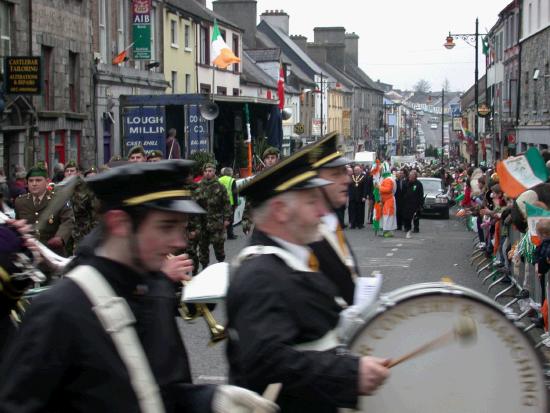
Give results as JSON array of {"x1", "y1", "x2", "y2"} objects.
[{"x1": 67, "y1": 131, "x2": 80, "y2": 164}]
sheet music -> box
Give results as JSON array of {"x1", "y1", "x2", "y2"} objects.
[
  {"x1": 182, "y1": 262, "x2": 229, "y2": 303},
  {"x1": 353, "y1": 271, "x2": 383, "y2": 308}
]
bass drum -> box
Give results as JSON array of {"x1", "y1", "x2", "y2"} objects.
[{"x1": 343, "y1": 282, "x2": 549, "y2": 413}]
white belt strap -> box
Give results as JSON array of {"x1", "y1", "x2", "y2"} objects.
[
  {"x1": 66, "y1": 265, "x2": 166, "y2": 413},
  {"x1": 292, "y1": 329, "x2": 340, "y2": 352},
  {"x1": 233, "y1": 245, "x2": 312, "y2": 273}
]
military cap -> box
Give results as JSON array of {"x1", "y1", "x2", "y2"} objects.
[
  {"x1": 310, "y1": 132, "x2": 351, "y2": 168},
  {"x1": 147, "y1": 150, "x2": 163, "y2": 160},
  {"x1": 203, "y1": 162, "x2": 216, "y2": 171},
  {"x1": 26, "y1": 165, "x2": 48, "y2": 180},
  {"x1": 86, "y1": 160, "x2": 205, "y2": 214},
  {"x1": 262, "y1": 147, "x2": 280, "y2": 160},
  {"x1": 239, "y1": 144, "x2": 331, "y2": 207},
  {"x1": 128, "y1": 145, "x2": 146, "y2": 157},
  {"x1": 65, "y1": 160, "x2": 78, "y2": 170}
]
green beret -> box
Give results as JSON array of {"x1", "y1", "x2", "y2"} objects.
[
  {"x1": 26, "y1": 166, "x2": 48, "y2": 179},
  {"x1": 147, "y1": 150, "x2": 163, "y2": 160},
  {"x1": 65, "y1": 160, "x2": 77, "y2": 170},
  {"x1": 84, "y1": 166, "x2": 98, "y2": 177},
  {"x1": 128, "y1": 145, "x2": 146, "y2": 157},
  {"x1": 262, "y1": 147, "x2": 280, "y2": 159},
  {"x1": 203, "y1": 162, "x2": 216, "y2": 171}
]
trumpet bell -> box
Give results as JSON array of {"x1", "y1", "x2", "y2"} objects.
[{"x1": 200, "y1": 102, "x2": 219, "y2": 120}]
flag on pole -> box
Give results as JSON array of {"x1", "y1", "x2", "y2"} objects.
[
  {"x1": 496, "y1": 147, "x2": 548, "y2": 199},
  {"x1": 277, "y1": 63, "x2": 285, "y2": 110},
  {"x1": 112, "y1": 42, "x2": 135, "y2": 65},
  {"x1": 210, "y1": 19, "x2": 241, "y2": 69}
]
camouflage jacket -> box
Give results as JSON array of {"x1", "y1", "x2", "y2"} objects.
[
  {"x1": 197, "y1": 178, "x2": 231, "y2": 232},
  {"x1": 183, "y1": 181, "x2": 202, "y2": 235},
  {"x1": 71, "y1": 179, "x2": 100, "y2": 250}
]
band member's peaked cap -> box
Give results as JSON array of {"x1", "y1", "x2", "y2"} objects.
[
  {"x1": 86, "y1": 160, "x2": 205, "y2": 214},
  {"x1": 240, "y1": 137, "x2": 333, "y2": 206},
  {"x1": 310, "y1": 132, "x2": 351, "y2": 169}
]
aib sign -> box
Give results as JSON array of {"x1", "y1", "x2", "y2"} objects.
[{"x1": 123, "y1": 106, "x2": 166, "y2": 155}]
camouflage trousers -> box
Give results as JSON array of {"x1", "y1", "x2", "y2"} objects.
[
  {"x1": 184, "y1": 237, "x2": 200, "y2": 276},
  {"x1": 198, "y1": 228, "x2": 225, "y2": 269}
]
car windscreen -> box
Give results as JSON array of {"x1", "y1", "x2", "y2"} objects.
[{"x1": 419, "y1": 180, "x2": 443, "y2": 193}]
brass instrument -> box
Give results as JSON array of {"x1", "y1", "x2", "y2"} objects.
[{"x1": 167, "y1": 254, "x2": 227, "y2": 345}]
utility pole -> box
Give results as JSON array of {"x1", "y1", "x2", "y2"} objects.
[
  {"x1": 441, "y1": 88, "x2": 444, "y2": 165},
  {"x1": 319, "y1": 73, "x2": 324, "y2": 138},
  {"x1": 474, "y1": 17, "x2": 479, "y2": 166}
]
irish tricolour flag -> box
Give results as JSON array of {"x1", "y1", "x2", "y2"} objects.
[
  {"x1": 210, "y1": 20, "x2": 241, "y2": 69},
  {"x1": 496, "y1": 147, "x2": 548, "y2": 199}
]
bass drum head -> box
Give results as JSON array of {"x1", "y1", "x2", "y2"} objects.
[{"x1": 348, "y1": 283, "x2": 549, "y2": 413}]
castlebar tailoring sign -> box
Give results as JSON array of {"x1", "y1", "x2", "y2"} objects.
[
  {"x1": 123, "y1": 106, "x2": 166, "y2": 155},
  {"x1": 4, "y1": 57, "x2": 42, "y2": 95},
  {"x1": 187, "y1": 105, "x2": 210, "y2": 154},
  {"x1": 132, "y1": 0, "x2": 152, "y2": 60}
]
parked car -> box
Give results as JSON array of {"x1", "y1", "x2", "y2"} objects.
[
  {"x1": 418, "y1": 177, "x2": 450, "y2": 219},
  {"x1": 430, "y1": 123, "x2": 438, "y2": 129}
]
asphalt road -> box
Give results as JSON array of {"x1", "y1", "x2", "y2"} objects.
[{"x1": 180, "y1": 208, "x2": 496, "y2": 384}]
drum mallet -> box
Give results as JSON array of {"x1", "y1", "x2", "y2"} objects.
[{"x1": 387, "y1": 316, "x2": 477, "y2": 368}]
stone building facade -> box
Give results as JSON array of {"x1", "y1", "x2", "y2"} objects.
[{"x1": 0, "y1": 0, "x2": 94, "y2": 176}]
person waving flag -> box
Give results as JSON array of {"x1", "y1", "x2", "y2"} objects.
[{"x1": 211, "y1": 19, "x2": 241, "y2": 69}]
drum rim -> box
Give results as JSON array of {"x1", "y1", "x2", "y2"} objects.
[{"x1": 347, "y1": 283, "x2": 550, "y2": 404}]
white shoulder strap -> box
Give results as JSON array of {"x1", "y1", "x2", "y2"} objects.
[
  {"x1": 66, "y1": 265, "x2": 166, "y2": 413},
  {"x1": 233, "y1": 245, "x2": 312, "y2": 273}
]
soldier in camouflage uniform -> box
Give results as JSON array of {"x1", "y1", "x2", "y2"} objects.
[
  {"x1": 241, "y1": 147, "x2": 280, "y2": 235},
  {"x1": 182, "y1": 171, "x2": 201, "y2": 275},
  {"x1": 197, "y1": 163, "x2": 231, "y2": 269},
  {"x1": 71, "y1": 167, "x2": 100, "y2": 251}
]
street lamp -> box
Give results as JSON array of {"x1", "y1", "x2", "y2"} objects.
[{"x1": 444, "y1": 17, "x2": 485, "y2": 166}]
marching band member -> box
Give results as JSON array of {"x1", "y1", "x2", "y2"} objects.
[
  {"x1": 308, "y1": 133, "x2": 357, "y2": 306},
  {"x1": 226, "y1": 147, "x2": 389, "y2": 413},
  {"x1": 0, "y1": 161, "x2": 277, "y2": 413}
]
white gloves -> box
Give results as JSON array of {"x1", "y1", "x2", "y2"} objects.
[{"x1": 211, "y1": 385, "x2": 279, "y2": 413}]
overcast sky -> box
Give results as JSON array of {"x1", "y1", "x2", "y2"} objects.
[{"x1": 208, "y1": 0, "x2": 512, "y2": 92}]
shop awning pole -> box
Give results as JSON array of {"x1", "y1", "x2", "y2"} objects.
[{"x1": 244, "y1": 103, "x2": 252, "y2": 176}]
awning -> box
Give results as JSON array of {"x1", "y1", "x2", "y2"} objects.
[{"x1": 214, "y1": 95, "x2": 277, "y2": 105}]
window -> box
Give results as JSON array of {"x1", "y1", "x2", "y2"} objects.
[
  {"x1": 217, "y1": 86, "x2": 227, "y2": 96},
  {"x1": 69, "y1": 52, "x2": 79, "y2": 112},
  {"x1": 42, "y1": 46, "x2": 54, "y2": 110},
  {"x1": 527, "y1": 3, "x2": 533, "y2": 35},
  {"x1": 200, "y1": 83, "x2": 211, "y2": 94},
  {"x1": 99, "y1": 0, "x2": 107, "y2": 63},
  {"x1": 117, "y1": 0, "x2": 126, "y2": 54},
  {"x1": 537, "y1": 0, "x2": 541, "y2": 29},
  {"x1": 233, "y1": 88, "x2": 239, "y2": 96},
  {"x1": 220, "y1": 29, "x2": 226, "y2": 42},
  {"x1": 0, "y1": 2, "x2": 11, "y2": 71},
  {"x1": 171, "y1": 71, "x2": 177, "y2": 94},
  {"x1": 67, "y1": 131, "x2": 81, "y2": 164},
  {"x1": 232, "y1": 34, "x2": 239, "y2": 73},
  {"x1": 170, "y1": 20, "x2": 178, "y2": 46},
  {"x1": 200, "y1": 25, "x2": 209, "y2": 65},
  {"x1": 185, "y1": 74, "x2": 191, "y2": 93},
  {"x1": 184, "y1": 25, "x2": 190, "y2": 49}
]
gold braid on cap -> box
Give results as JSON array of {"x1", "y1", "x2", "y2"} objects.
[
  {"x1": 312, "y1": 151, "x2": 342, "y2": 168},
  {"x1": 275, "y1": 171, "x2": 317, "y2": 192},
  {"x1": 123, "y1": 190, "x2": 192, "y2": 206}
]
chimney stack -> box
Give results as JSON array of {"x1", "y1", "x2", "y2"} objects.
[
  {"x1": 260, "y1": 10, "x2": 290, "y2": 35},
  {"x1": 345, "y1": 32, "x2": 359, "y2": 65},
  {"x1": 194, "y1": 0, "x2": 206, "y2": 6},
  {"x1": 290, "y1": 34, "x2": 307, "y2": 51},
  {"x1": 213, "y1": 0, "x2": 258, "y2": 48},
  {"x1": 313, "y1": 27, "x2": 346, "y2": 45}
]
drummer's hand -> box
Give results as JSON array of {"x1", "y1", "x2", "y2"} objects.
[
  {"x1": 358, "y1": 357, "x2": 390, "y2": 395},
  {"x1": 162, "y1": 253, "x2": 194, "y2": 282},
  {"x1": 7, "y1": 219, "x2": 32, "y2": 236}
]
